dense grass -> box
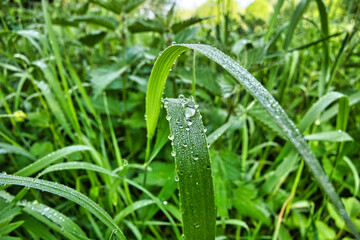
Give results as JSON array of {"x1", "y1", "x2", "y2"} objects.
[{"x1": 0, "y1": 0, "x2": 360, "y2": 239}]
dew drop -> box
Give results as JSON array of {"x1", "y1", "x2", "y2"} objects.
[
  {"x1": 163, "y1": 200, "x2": 168, "y2": 205},
  {"x1": 166, "y1": 115, "x2": 172, "y2": 121},
  {"x1": 179, "y1": 94, "x2": 185, "y2": 99},
  {"x1": 174, "y1": 175, "x2": 179, "y2": 182},
  {"x1": 171, "y1": 151, "x2": 176, "y2": 157},
  {"x1": 185, "y1": 106, "x2": 196, "y2": 118},
  {"x1": 168, "y1": 134, "x2": 174, "y2": 141}
]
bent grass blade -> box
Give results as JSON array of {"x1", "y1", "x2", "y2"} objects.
[
  {"x1": 145, "y1": 43, "x2": 360, "y2": 239},
  {"x1": 0, "y1": 173, "x2": 126, "y2": 240}
]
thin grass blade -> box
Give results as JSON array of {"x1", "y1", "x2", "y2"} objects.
[{"x1": 0, "y1": 173, "x2": 126, "y2": 240}]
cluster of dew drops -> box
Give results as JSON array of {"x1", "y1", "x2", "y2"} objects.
[{"x1": 162, "y1": 94, "x2": 210, "y2": 160}]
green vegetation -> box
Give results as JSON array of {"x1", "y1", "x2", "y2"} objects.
[{"x1": 1, "y1": 0, "x2": 360, "y2": 239}]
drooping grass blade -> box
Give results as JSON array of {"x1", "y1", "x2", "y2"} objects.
[
  {"x1": 0, "y1": 173, "x2": 126, "y2": 240},
  {"x1": 145, "y1": 43, "x2": 360, "y2": 239}
]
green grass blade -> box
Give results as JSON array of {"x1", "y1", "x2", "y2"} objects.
[
  {"x1": 0, "y1": 143, "x2": 35, "y2": 160},
  {"x1": 37, "y1": 161, "x2": 182, "y2": 238},
  {"x1": 283, "y1": 0, "x2": 310, "y2": 49},
  {"x1": 15, "y1": 145, "x2": 94, "y2": 177},
  {"x1": 145, "y1": 43, "x2": 360, "y2": 239},
  {"x1": 320, "y1": 91, "x2": 360, "y2": 123},
  {"x1": 304, "y1": 131, "x2": 353, "y2": 142},
  {"x1": 0, "y1": 173, "x2": 126, "y2": 240},
  {"x1": 314, "y1": 0, "x2": 330, "y2": 97},
  {"x1": 114, "y1": 200, "x2": 155, "y2": 223},
  {"x1": 272, "y1": 91, "x2": 347, "y2": 167},
  {"x1": 145, "y1": 45, "x2": 188, "y2": 161},
  {"x1": 207, "y1": 118, "x2": 236, "y2": 145},
  {"x1": 0, "y1": 190, "x2": 88, "y2": 239},
  {"x1": 164, "y1": 96, "x2": 216, "y2": 240}
]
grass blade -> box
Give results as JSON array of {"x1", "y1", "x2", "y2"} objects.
[
  {"x1": 0, "y1": 190, "x2": 88, "y2": 239},
  {"x1": 37, "y1": 161, "x2": 182, "y2": 238},
  {"x1": 15, "y1": 145, "x2": 94, "y2": 177},
  {"x1": 0, "y1": 143, "x2": 35, "y2": 160},
  {"x1": 304, "y1": 131, "x2": 353, "y2": 142},
  {"x1": 164, "y1": 96, "x2": 216, "y2": 240},
  {"x1": 145, "y1": 43, "x2": 360, "y2": 239},
  {"x1": 0, "y1": 173, "x2": 126, "y2": 240}
]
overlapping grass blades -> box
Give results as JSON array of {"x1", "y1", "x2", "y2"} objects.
[
  {"x1": 145, "y1": 43, "x2": 360, "y2": 239},
  {"x1": 164, "y1": 97, "x2": 216, "y2": 240},
  {"x1": 0, "y1": 173, "x2": 126, "y2": 240}
]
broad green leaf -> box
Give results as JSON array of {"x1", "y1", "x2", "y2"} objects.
[
  {"x1": 0, "y1": 173, "x2": 126, "y2": 240},
  {"x1": 89, "y1": 66, "x2": 127, "y2": 98},
  {"x1": 327, "y1": 197, "x2": 360, "y2": 233},
  {"x1": 171, "y1": 17, "x2": 211, "y2": 34},
  {"x1": 315, "y1": 221, "x2": 336, "y2": 240},
  {"x1": 164, "y1": 97, "x2": 216, "y2": 240},
  {"x1": 90, "y1": 0, "x2": 123, "y2": 14},
  {"x1": 125, "y1": 0, "x2": 146, "y2": 13},
  {"x1": 304, "y1": 131, "x2": 353, "y2": 142},
  {"x1": 53, "y1": 15, "x2": 118, "y2": 31},
  {"x1": 15, "y1": 145, "x2": 94, "y2": 177},
  {"x1": 145, "y1": 43, "x2": 360, "y2": 238},
  {"x1": 79, "y1": 31, "x2": 107, "y2": 47},
  {"x1": 127, "y1": 19, "x2": 164, "y2": 34},
  {"x1": 30, "y1": 141, "x2": 53, "y2": 158}
]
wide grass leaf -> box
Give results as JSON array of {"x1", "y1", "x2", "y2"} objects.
[{"x1": 164, "y1": 97, "x2": 216, "y2": 240}]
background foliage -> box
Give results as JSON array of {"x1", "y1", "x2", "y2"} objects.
[{"x1": 0, "y1": 0, "x2": 359, "y2": 239}]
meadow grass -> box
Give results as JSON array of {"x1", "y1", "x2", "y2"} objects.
[{"x1": 0, "y1": 0, "x2": 359, "y2": 239}]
